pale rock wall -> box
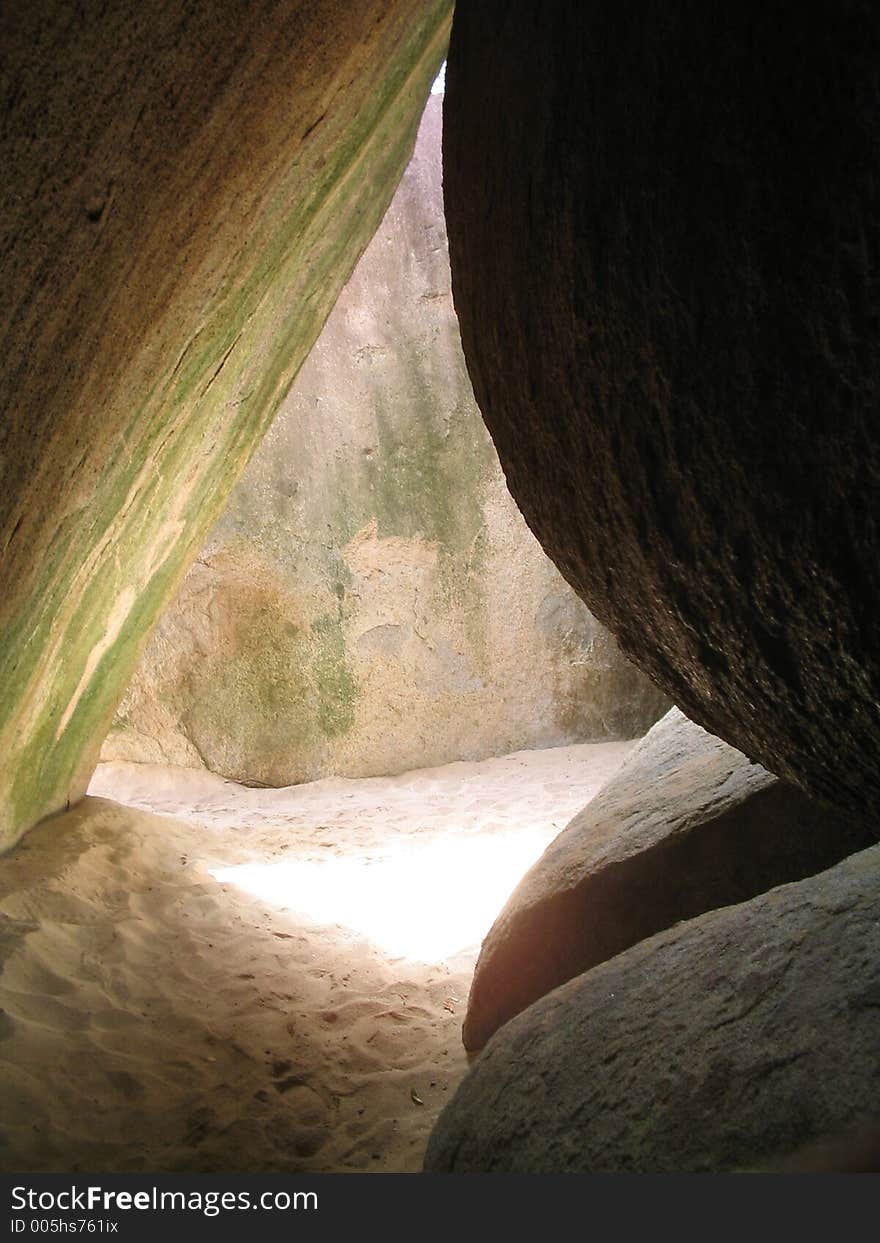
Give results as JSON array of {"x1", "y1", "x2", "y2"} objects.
[{"x1": 104, "y1": 97, "x2": 668, "y2": 784}]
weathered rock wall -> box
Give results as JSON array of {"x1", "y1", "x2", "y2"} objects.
[
  {"x1": 442, "y1": 1, "x2": 880, "y2": 818},
  {"x1": 104, "y1": 98, "x2": 668, "y2": 784},
  {"x1": 0, "y1": 0, "x2": 453, "y2": 849}
]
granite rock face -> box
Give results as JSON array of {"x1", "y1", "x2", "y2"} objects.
[
  {"x1": 0, "y1": 0, "x2": 453, "y2": 849},
  {"x1": 102, "y1": 98, "x2": 667, "y2": 785},
  {"x1": 426, "y1": 843, "x2": 880, "y2": 1172},
  {"x1": 463, "y1": 708, "x2": 878, "y2": 1050},
  {"x1": 442, "y1": 1, "x2": 880, "y2": 818}
]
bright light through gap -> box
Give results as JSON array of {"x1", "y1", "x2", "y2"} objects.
[{"x1": 209, "y1": 827, "x2": 551, "y2": 963}]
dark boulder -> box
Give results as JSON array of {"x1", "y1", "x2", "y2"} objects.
[{"x1": 443, "y1": 0, "x2": 880, "y2": 818}]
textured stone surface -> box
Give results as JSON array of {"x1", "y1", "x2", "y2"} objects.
[
  {"x1": 426, "y1": 843, "x2": 880, "y2": 1172},
  {"x1": 0, "y1": 0, "x2": 452, "y2": 849},
  {"x1": 463, "y1": 708, "x2": 878, "y2": 1050},
  {"x1": 443, "y1": 2, "x2": 880, "y2": 817},
  {"x1": 103, "y1": 98, "x2": 667, "y2": 785}
]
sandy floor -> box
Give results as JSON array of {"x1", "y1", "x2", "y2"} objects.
[{"x1": 0, "y1": 740, "x2": 632, "y2": 1173}]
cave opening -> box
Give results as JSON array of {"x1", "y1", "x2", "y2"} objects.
[
  {"x1": 4, "y1": 0, "x2": 877, "y2": 1180},
  {"x1": 89, "y1": 64, "x2": 665, "y2": 958}
]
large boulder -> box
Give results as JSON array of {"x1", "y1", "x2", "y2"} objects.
[
  {"x1": 426, "y1": 842, "x2": 880, "y2": 1172},
  {"x1": 443, "y1": 1, "x2": 880, "y2": 818},
  {"x1": 463, "y1": 708, "x2": 878, "y2": 1050},
  {"x1": 0, "y1": 0, "x2": 452, "y2": 850},
  {"x1": 101, "y1": 97, "x2": 668, "y2": 785}
]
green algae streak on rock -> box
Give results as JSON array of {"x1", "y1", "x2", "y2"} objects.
[{"x1": 0, "y1": 0, "x2": 453, "y2": 850}]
